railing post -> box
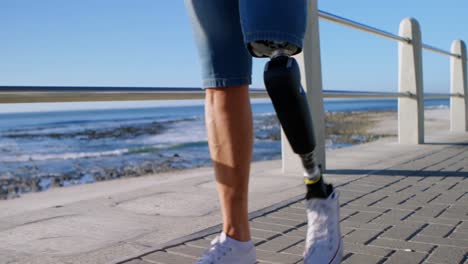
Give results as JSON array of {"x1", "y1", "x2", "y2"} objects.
[
  {"x1": 450, "y1": 40, "x2": 468, "y2": 132},
  {"x1": 398, "y1": 18, "x2": 424, "y2": 144},
  {"x1": 282, "y1": 0, "x2": 326, "y2": 175}
]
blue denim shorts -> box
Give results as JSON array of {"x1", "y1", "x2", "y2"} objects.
[{"x1": 185, "y1": 0, "x2": 307, "y2": 88}]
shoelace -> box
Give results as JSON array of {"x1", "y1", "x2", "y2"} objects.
[
  {"x1": 196, "y1": 236, "x2": 232, "y2": 264},
  {"x1": 306, "y1": 201, "x2": 333, "y2": 254}
]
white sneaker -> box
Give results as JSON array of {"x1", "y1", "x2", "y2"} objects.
[
  {"x1": 195, "y1": 232, "x2": 256, "y2": 264},
  {"x1": 303, "y1": 189, "x2": 343, "y2": 264}
]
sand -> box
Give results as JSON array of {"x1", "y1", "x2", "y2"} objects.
[{"x1": 368, "y1": 108, "x2": 450, "y2": 136}]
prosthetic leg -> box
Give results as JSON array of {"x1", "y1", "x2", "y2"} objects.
[{"x1": 248, "y1": 41, "x2": 332, "y2": 199}]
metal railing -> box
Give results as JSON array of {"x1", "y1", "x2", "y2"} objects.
[{"x1": 318, "y1": 10, "x2": 465, "y2": 60}]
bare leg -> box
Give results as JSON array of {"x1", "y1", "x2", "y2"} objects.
[{"x1": 205, "y1": 85, "x2": 253, "y2": 242}]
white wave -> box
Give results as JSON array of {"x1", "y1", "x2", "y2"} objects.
[
  {"x1": 254, "y1": 112, "x2": 276, "y2": 117},
  {"x1": 0, "y1": 149, "x2": 129, "y2": 162},
  {"x1": 425, "y1": 105, "x2": 449, "y2": 110},
  {"x1": 144, "y1": 120, "x2": 207, "y2": 144},
  {"x1": 0, "y1": 142, "x2": 18, "y2": 148}
]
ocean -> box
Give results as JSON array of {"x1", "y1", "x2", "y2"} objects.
[{"x1": 0, "y1": 98, "x2": 449, "y2": 198}]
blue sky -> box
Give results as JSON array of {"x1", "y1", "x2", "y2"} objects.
[{"x1": 0, "y1": 0, "x2": 467, "y2": 97}]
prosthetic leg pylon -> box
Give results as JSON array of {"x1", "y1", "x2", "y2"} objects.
[{"x1": 250, "y1": 42, "x2": 331, "y2": 198}]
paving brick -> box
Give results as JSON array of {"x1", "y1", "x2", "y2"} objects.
[
  {"x1": 369, "y1": 238, "x2": 435, "y2": 253},
  {"x1": 357, "y1": 175, "x2": 402, "y2": 184},
  {"x1": 255, "y1": 249, "x2": 303, "y2": 263},
  {"x1": 252, "y1": 237, "x2": 266, "y2": 245},
  {"x1": 439, "y1": 176, "x2": 464, "y2": 185},
  {"x1": 251, "y1": 228, "x2": 280, "y2": 240},
  {"x1": 343, "y1": 242, "x2": 394, "y2": 257},
  {"x1": 385, "y1": 250, "x2": 428, "y2": 264},
  {"x1": 280, "y1": 243, "x2": 304, "y2": 256},
  {"x1": 341, "y1": 220, "x2": 390, "y2": 231},
  {"x1": 254, "y1": 215, "x2": 304, "y2": 226},
  {"x1": 341, "y1": 183, "x2": 381, "y2": 193},
  {"x1": 344, "y1": 229, "x2": 383, "y2": 244},
  {"x1": 337, "y1": 190, "x2": 366, "y2": 200},
  {"x1": 204, "y1": 233, "x2": 218, "y2": 240},
  {"x1": 438, "y1": 205, "x2": 468, "y2": 220},
  {"x1": 142, "y1": 251, "x2": 196, "y2": 264},
  {"x1": 447, "y1": 182, "x2": 467, "y2": 193},
  {"x1": 342, "y1": 226, "x2": 356, "y2": 237},
  {"x1": 405, "y1": 215, "x2": 461, "y2": 226},
  {"x1": 383, "y1": 201, "x2": 422, "y2": 211},
  {"x1": 250, "y1": 221, "x2": 294, "y2": 233},
  {"x1": 290, "y1": 202, "x2": 305, "y2": 210},
  {"x1": 268, "y1": 211, "x2": 306, "y2": 221},
  {"x1": 283, "y1": 226, "x2": 307, "y2": 238},
  {"x1": 185, "y1": 239, "x2": 210, "y2": 248},
  {"x1": 448, "y1": 231, "x2": 468, "y2": 240},
  {"x1": 431, "y1": 192, "x2": 466, "y2": 205},
  {"x1": 411, "y1": 235, "x2": 468, "y2": 248},
  {"x1": 381, "y1": 222, "x2": 427, "y2": 240},
  {"x1": 457, "y1": 221, "x2": 468, "y2": 232},
  {"x1": 124, "y1": 259, "x2": 153, "y2": 264},
  {"x1": 340, "y1": 208, "x2": 359, "y2": 221},
  {"x1": 280, "y1": 206, "x2": 305, "y2": 215},
  {"x1": 419, "y1": 223, "x2": 454, "y2": 237},
  {"x1": 425, "y1": 245, "x2": 467, "y2": 264},
  {"x1": 346, "y1": 194, "x2": 389, "y2": 207},
  {"x1": 345, "y1": 211, "x2": 382, "y2": 223},
  {"x1": 342, "y1": 204, "x2": 389, "y2": 214},
  {"x1": 165, "y1": 245, "x2": 204, "y2": 258},
  {"x1": 256, "y1": 235, "x2": 303, "y2": 253},
  {"x1": 370, "y1": 209, "x2": 413, "y2": 225},
  {"x1": 342, "y1": 253, "x2": 387, "y2": 264},
  {"x1": 376, "y1": 193, "x2": 415, "y2": 205},
  {"x1": 413, "y1": 204, "x2": 448, "y2": 218}
]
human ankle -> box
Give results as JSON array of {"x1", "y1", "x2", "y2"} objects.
[{"x1": 223, "y1": 225, "x2": 251, "y2": 242}]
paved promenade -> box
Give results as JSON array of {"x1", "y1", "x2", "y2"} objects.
[
  {"x1": 1, "y1": 131, "x2": 466, "y2": 264},
  {"x1": 119, "y1": 133, "x2": 468, "y2": 264}
]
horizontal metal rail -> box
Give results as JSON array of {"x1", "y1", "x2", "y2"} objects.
[
  {"x1": 318, "y1": 10, "x2": 410, "y2": 43},
  {"x1": 0, "y1": 86, "x2": 456, "y2": 103},
  {"x1": 0, "y1": 86, "x2": 267, "y2": 103},
  {"x1": 318, "y1": 10, "x2": 465, "y2": 60},
  {"x1": 324, "y1": 92, "x2": 456, "y2": 99},
  {"x1": 424, "y1": 93, "x2": 462, "y2": 99},
  {"x1": 422, "y1": 44, "x2": 460, "y2": 58},
  {"x1": 324, "y1": 91, "x2": 410, "y2": 99}
]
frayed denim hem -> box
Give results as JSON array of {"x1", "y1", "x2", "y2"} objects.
[
  {"x1": 244, "y1": 31, "x2": 304, "y2": 50},
  {"x1": 202, "y1": 76, "x2": 252, "y2": 89}
]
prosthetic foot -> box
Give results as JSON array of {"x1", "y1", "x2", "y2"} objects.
[{"x1": 248, "y1": 41, "x2": 331, "y2": 199}]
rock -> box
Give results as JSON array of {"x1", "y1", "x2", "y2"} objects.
[
  {"x1": 139, "y1": 162, "x2": 155, "y2": 174},
  {"x1": 79, "y1": 173, "x2": 96, "y2": 184}
]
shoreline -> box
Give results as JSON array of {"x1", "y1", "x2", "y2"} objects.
[{"x1": 0, "y1": 108, "x2": 449, "y2": 200}]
